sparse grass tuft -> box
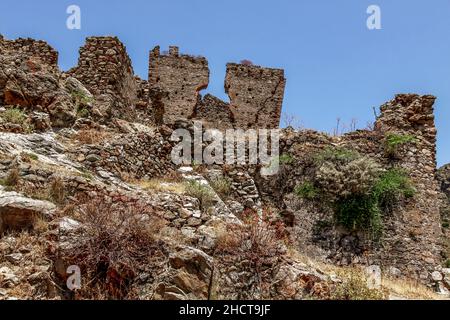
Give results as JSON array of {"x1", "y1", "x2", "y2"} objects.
[
  {"x1": 1, "y1": 107, "x2": 26, "y2": 124},
  {"x1": 314, "y1": 146, "x2": 359, "y2": 166},
  {"x1": 184, "y1": 180, "x2": 215, "y2": 212},
  {"x1": 294, "y1": 181, "x2": 318, "y2": 200},
  {"x1": 209, "y1": 176, "x2": 232, "y2": 199},
  {"x1": 49, "y1": 176, "x2": 66, "y2": 205},
  {"x1": 278, "y1": 153, "x2": 294, "y2": 165}
]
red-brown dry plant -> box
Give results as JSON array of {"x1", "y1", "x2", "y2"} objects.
[
  {"x1": 215, "y1": 210, "x2": 287, "y2": 299},
  {"x1": 59, "y1": 196, "x2": 166, "y2": 299}
]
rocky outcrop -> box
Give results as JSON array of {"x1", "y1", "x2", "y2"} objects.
[
  {"x1": 0, "y1": 191, "x2": 55, "y2": 233},
  {"x1": 155, "y1": 246, "x2": 214, "y2": 300}
]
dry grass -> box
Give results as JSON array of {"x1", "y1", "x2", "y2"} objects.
[
  {"x1": 138, "y1": 178, "x2": 186, "y2": 194},
  {"x1": 72, "y1": 129, "x2": 112, "y2": 145},
  {"x1": 286, "y1": 248, "x2": 440, "y2": 300},
  {"x1": 214, "y1": 211, "x2": 286, "y2": 299},
  {"x1": 3, "y1": 167, "x2": 20, "y2": 187},
  {"x1": 382, "y1": 277, "x2": 441, "y2": 300},
  {"x1": 49, "y1": 176, "x2": 66, "y2": 205}
]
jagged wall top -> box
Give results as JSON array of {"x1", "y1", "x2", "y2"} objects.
[{"x1": 0, "y1": 35, "x2": 58, "y2": 69}]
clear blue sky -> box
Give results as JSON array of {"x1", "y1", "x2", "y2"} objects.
[{"x1": 1, "y1": 0, "x2": 449, "y2": 166}]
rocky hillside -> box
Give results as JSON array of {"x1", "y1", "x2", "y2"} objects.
[{"x1": 0, "y1": 35, "x2": 449, "y2": 300}]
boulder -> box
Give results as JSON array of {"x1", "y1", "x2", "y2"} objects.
[
  {"x1": 0, "y1": 191, "x2": 56, "y2": 233},
  {"x1": 155, "y1": 246, "x2": 213, "y2": 300}
]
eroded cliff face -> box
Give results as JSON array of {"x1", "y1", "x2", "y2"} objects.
[{"x1": 0, "y1": 34, "x2": 449, "y2": 299}]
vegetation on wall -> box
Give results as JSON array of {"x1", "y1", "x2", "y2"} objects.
[
  {"x1": 384, "y1": 133, "x2": 417, "y2": 158},
  {"x1": 295, "y1": 146, "x2": 416, "y2": 238}
]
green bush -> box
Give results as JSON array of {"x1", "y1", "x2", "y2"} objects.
[
  {"x1": 77, "y1": 106, "x2": 90, "y2": 118},
  {"x1": 314, "y1": 146, "x2": 359, "y2": 166},
  {"x1": 372, "y1": 168, "x2": 416, "y2": 211},
  {"x1": 384, "y1": 133, "x2": 416, "y2": 157},
  {"x1": 334, "y1": 168, "x2": 414, "y2": 238},
  {"x1": 334, "y1": 194, "x2": 382, "y2": 235},
  {"x1": 184, "y1": 180, "x2": 215, "y2": 211},
  {"x1": 445, "y1": 259, "x2": 450, "y2": 268},
  {"x1": 295, "y1": 181, "x2": 318, "y2": 200},
  {"x1": 1, "y1": 108, "x2": 26, "y2": 125},
  {"x1": 71, "y1": 90, "x2": 94, "y2": 106},
  {"x1": 278, "y1": 153, "x2": 294, "y2": 165}
]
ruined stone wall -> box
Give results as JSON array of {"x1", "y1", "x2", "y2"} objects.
[
  {"x1": 148, "y1": 46, "x2": 286, "y2": 129},
  {"x1": 148, "y1": 46, "x2": 209, "y2": 125},
  {"x1": 0, "y1": 36, "x2": 58, "y2": 69},
  {"x1": 68, "y1": 37, "x2": 138, "y2": 111},
  {"x1": 194, "y1": 94, "x2": 234, "y2": 130},
  {"x1": 257, "y1": 94, "x2": 443, "y2": 280},
  {"x1": 72, "y1": 127, "x2": 175, "y2": 180},
  {"x1": 370, "y1": 95, "x2": 442, "y2": 277},
  {"x1": 225, "y1": 63, "x2": 285, "y2": 129}
]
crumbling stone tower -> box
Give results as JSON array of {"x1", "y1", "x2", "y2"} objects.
[
  {"x1": 373, "y1": 94, "x2": 443, "y2": 276},
  {"x1": 68, "y1": 36, "x2": 138, "y2": 109},
  {"x1": 148, "y1": 46, "x2": 209, "y2": 125},
  {"x1": 148, "y1": 46, "x2": 286, "y2": 129},
  {"x1": 225, "y1": 63, "x2": 286, "y2": 129}
]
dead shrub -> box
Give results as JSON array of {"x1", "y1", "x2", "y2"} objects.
[
  {"x1": 58, "y1": 197, "x2": 166, "y2": 299},
  {"x1": 49, "y1": 176, "x2": 66, "y2": 205},
  {"x1": 73, "y1": 129, "x2": 111, "y2": 145},
  {"x1": 4, "y1": 167, "x2": 20, "y2": 187}
]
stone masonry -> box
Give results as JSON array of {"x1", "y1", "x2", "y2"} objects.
[
  {"x1": 225, "y1": 63, "x2": 286, "y2": 129},
  {"x1": 149, "y1": 46, "x2": 286, "y2": 129},
  {"x1": 148, "y1": 46, "x2": 209, "y2": 124},
  {"x1": 258, "y1": 94, "x2": 443, "y2": 280},
  {"x1": 68, "y1": 37, "x2": 138, "y2": 111},
  {"x1": 0, "y1": 36, "x2": 58, "y2": 70}
]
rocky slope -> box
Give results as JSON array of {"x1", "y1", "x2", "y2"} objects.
[{"x1": 1, "y1": 34, "x2": 449, "y2": 300}]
